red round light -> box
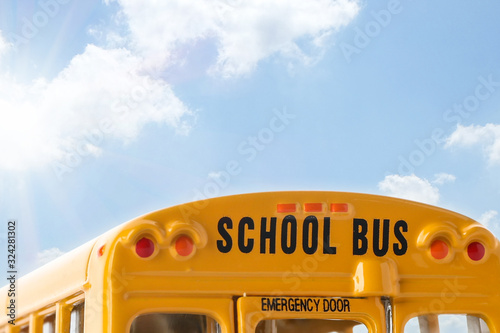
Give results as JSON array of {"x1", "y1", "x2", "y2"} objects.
[
  {"x1": 175, "y1": 235, "x2": 194, "y2": 257},
  {"x1": 135, "y1": 237, "x2": 155, "y2": 258},
  {"x1": 467, "y1": 242, "x2": 485, "y2": 261},
  {"x1": 430, "y1": 240, "x2": 449, "y2": 260}
]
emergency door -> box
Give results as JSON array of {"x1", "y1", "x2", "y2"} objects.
[{"x1": 237, "y1": 296, "x2": 388, "y2": 333}]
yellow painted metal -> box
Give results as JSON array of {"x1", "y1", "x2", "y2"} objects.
[{"x1": 0, "y1": 239, "x2": 94, "y2": 319}]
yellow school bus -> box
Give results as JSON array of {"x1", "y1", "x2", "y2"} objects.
[{"x1": 1, "y1": 191, "x2": 499, "y2": 333}]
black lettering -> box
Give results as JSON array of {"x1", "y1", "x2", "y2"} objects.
[
  {"x1": 260, "y1": 217, "x2": 277, "y2": 254},
  {"x1": 373, "y1": 219, "x2": 390, "y2": 257},
  {"x1": 269, "y1": 298, "x2": 277, "y2": 311},
  {"x1": 313, "y1": 299, "x2": 320, "y2": 311},
  {"x1": 302, "y1": 216, "x2": 318, "y2": 254},
  {"x1": 281, "y1": 215, "x2": 297, "y2": 254},
  {"x1": 353, "y1": 218, "x2": 368, "y2": 255},
  {"x1": 217, "y1": 217, "x2": 233, "y2": 253},
  {"x1": 281, "y1": 298, "x2": 287, "y2": 311},
  {"x1": 298, "y1": 298, "x2": 304, "y2": 311},
  {"x1": 306, "y1": 298, "x2": 313, "y2": 311},
  {"x1": 238, "y1": 217, "x2": 254, "y2": 253},
  {"x1": 393, "y1": 219, "x2": 408, "y2": 255},
  {"x1": 337, "y1": 299, "x2": 343, "y2": 311},
  {"x1": 323, "y1": 217, "x2": 336, "y2": 254},
  {"x1": 262, "y1": 297, "x2": 338, "y2": 312},
  {"x1": 323, "y1": 299, "x2": 329, "y2": 311},
  {"x1": 343, "y1": 299, "x2": 350, "y2": 312}
]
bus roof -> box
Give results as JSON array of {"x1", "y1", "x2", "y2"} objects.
[
  {"x1": 0, "y1": 239, "x2": 95, "y2": 322},
  {"x1": 2, "y1": 191, "x2": 499, "y2": 324}
]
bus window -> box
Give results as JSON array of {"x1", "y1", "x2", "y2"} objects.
[
  {"x1": 405, "y1": 315, "x2": 490, "y2": 333},
  {"x1": 43, "y1": 313, "x2": 56, "y2": 333},
  {"x1": 255, "y1": 319, "x2": 369, "y2": 333},
  {"x1": 70, "y1": 302, "x2": 85, "y2": 333},
  {"x1": 130, "y1": 313, "x2": 221, "y2": 333},
  {"x1": 20, "y1": 325, "x2": 29, "y2": 333}
]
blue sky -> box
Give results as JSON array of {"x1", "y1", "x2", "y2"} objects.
[{"x1": 0, "y1": 0, "x2": 499, "y2": 275}]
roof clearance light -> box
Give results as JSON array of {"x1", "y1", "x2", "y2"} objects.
[
  {"x1": 98, "y1": 245, "x2": 105, "y2": 257},
  {"x1": 277, "y1": 203, "x2": 297, "y2": 213},
  {"x1": 330, "y1": 203, "x2": 349, "y2": 213},
  {"x1": 467, "y1": 242, "x2": 485, "y2": 261},
  {"x1": 135, "y1": 237, "x2": 155, "y2": 258},
  {"x1": 430, "y1": 239, "x2": 449, "y2": 260},
  {"x1": 304, "y1": 203, "x2": 323, "y2": 212},
  {"x1": 175, "y1": 235, "x2": 194, "y2": 257}
]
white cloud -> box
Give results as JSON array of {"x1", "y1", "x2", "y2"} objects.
[
  {"x1": 478, "y1": 210, "x2": 500, "y2": 239},
  {"x1": 478, "y1": 210, "x2": 498, "y2": 228},
  {"x1": 445, "y1": 123, "x2": 500, "y2": 165},
  {"x1": 0, "y1": 1, "x2": 359, "y2": 172},
  {"x1": 378, "y1": 174, "x2": 440, "y2": 205},
  {"x1": 0, "y1": 45, "x2": 192, "y2": 172},
  {"x1": 37, "y1": 247, "x2": 65, "y2": 267},
  {"x1": 109, "y1": 0, "x2": 360, "y2": 77},
  {"x1": 432, "y1": 172, "x2": 456, "y2": 185},
  {"x1": 208, "y1": 171, "x2": 223, "y2": 179},
  {"x1": 0, "y1": 31, "x2": 8, "y2": 56}
]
